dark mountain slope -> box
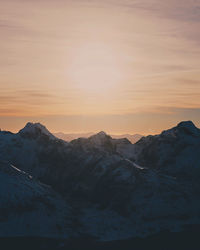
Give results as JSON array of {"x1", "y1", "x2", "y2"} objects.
[
  {"x1": 0, "y1": 121, "x2": 199, "y2": 241},
  {"x1": 0, "y1": 160, "x2": 73, "y2": 238}
]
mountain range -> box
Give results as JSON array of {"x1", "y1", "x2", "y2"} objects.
[
  {"x1": 53, "y1": 132, "x2": 143, "y2": 144},
  {"x1": 0, "y1": 121, "x2": 200, "y2": 249}
]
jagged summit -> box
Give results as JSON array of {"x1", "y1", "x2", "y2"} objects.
[
  {"x1": 177, "y1": 120, "x2": 195, "y2": 127},
  {"x1": 89, "y1": 131, "x2": 111, "y2": 139},
  {"x1": 176, "y1": 120, "x2": 200, "y2": 136},
  {"x1": 88, "y1": 131, "x2": 113, "y2": 145},
  {"x1": 70, "y1": 130, "x2": 131, "y2": 154},
  {"x1": 96, "y1": 131, "x2": 107, "y2": 136},
  {"x1": 160, "y1": 120, "x2": 200, "y2": 137},
  {"x1": 18, "y1": 122, "x2": 56, "y2": 140},
  {"x1": 177, "y1": 120, "x2": 198, "y2": 129}
]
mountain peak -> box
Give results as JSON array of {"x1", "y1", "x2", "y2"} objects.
[
  {"x1": 82, "y1": 131, "x2": 114, "y2": 150},
  {"x1": 89, "y1": 131, "x2": 111, "y2": 140},
  {"x1": 96, "y1": 131, "x2": 108, "y2": 137},
  {"x1": 176, "y1": 120, "x2": 200, "y2": 136},
  {"x1": 177, "y1": 120, "x2": 196, "y2": 129},
  {"x1": 160, "y1": 120, "x2": 200, "y2": 138},
  {"x1": 18, "y1": 122, "x2": 56, "y2": 140}
]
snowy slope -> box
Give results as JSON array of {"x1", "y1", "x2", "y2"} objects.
[
  {"x1": 80, "y1": 164, "x2": 200, "y2": 240},
  {"x1": 0, "y1": 160, "x2": 73, "y2": 238},
  {"x1": 128, "y1": 121, "x2": 200, "y2": 179}
]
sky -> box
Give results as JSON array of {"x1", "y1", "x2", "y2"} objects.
[{"x1": 0, "y1": 0, "x2": 200, "y2": 134}]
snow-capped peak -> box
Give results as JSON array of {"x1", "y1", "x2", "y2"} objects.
[{"x1": 18, "y1": 122, "x2": 56, "y2": 140}]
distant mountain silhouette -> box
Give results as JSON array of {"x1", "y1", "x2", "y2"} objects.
[{"x1": 54, "y1": 131, "x2": 143, "y2": 144}]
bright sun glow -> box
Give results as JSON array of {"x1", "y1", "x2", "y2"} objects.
[{"x1": 68, "y1": 43, "x2": 123, "y2": 92}]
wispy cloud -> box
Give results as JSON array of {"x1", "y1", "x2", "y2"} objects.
[{"x1": 0, "y1": 0, "x2": 200, "y2": 133}]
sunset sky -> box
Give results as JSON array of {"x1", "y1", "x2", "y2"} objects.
[{"x1": 0, "y1": 0, "x2": 200, "y2": 134}]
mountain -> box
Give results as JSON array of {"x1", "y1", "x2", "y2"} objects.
[
  {"x1": 19, "y1": 122, "x2": 58, "y2": 141},
  {"x1": 111, "y1": 133, "x2": 143, "y2": 144},
  {"x1": 0, "y1": 160, "x2": 73, "y2": 238},
  {"x1": 128, "y1": 121, "x2": 200, "y2": 179},
  {"x1": 70, "y1": 131, "x2": 131, "y2": 154},
  {"x1": 53, "y1": 131, "x2": 143, "y2": 144},
  {"x1": 0, "y1": 121, "x2": 199, "y2": 245},
  {"x1": 53, "y1": 132, "x2": 94, "y2": 142}
]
